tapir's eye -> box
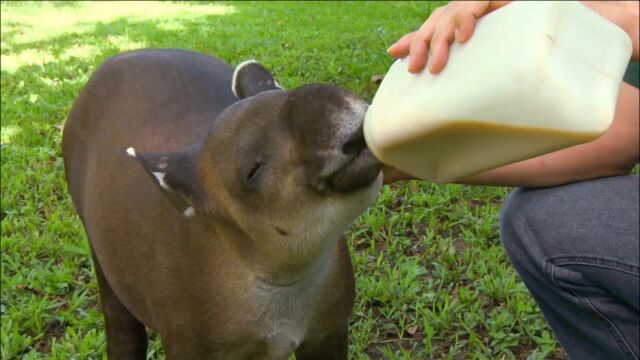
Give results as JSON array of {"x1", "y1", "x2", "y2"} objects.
[{"x1": 245, "y1": 161, "x2": 265, "y2": 187}]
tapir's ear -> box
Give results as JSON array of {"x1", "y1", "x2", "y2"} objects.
[
  {"x1": 126, "y1": 146, "x2": 202, "y2": 218},
  {"x1": 232, "y1": 60, "x2": 283, "y2": 99}
]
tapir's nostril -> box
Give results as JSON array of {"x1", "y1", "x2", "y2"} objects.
[{"x1": 342, "y1": 126, "x2": 366, "y2": 156}]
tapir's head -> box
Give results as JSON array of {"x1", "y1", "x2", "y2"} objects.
[{"x1": 128, "y1": 60, "x2": 382, "y2": 268}]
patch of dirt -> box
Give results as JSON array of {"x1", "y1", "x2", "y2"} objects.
[
  {"x1": 511, "y1": 345, "x2": 568, "y2": 359},
  {"x1": 33, "y1": 319, "x2": 66, "y2": 353}
]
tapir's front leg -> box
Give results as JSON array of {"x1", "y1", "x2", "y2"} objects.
[{"x1": 91, "y1": 250, "x2": 148, "y2": 359}]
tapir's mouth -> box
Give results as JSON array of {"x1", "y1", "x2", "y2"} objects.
[{"x1": 327, "y1": 123, "x2": 382, "y2": 193}]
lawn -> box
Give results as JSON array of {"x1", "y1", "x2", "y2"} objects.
[{"x1": 1, "y1": 1, "x2": 565, "y2": 359}]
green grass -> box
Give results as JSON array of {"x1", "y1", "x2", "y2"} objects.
[{"x1": 1, "y1": 1, "x2": 565, "y2": 359}]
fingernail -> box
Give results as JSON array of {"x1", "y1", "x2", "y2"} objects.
[{"x1": 386, "y1": 45, "x2": 393, "y2": 53}]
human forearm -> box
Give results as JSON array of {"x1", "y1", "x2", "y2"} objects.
[
  {"x1": 456, "y1": 149, "x2": 632, "y2": 188},
  {"x1": 457, "y1": 82, "x2": 639, "y2": 187}
]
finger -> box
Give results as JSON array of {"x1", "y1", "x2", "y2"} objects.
[
  {"x1": 429, "y1": 40, "x2": 450, "y2": 74},
  {"x1": 406, "y1": 8, "x2": 444, "y2": 73},
  {"x1": 429, "y1": 19, "x2": 455, "y2": 73},
  {"x1": 468, "y1": 0, "x2": 493, "y2": 17},
  {"x1": 387, "y1": 31, "x2": 417, "y2": 58},
  {"x1": 455, "y1": 1, "x2": 491, "y2": 42},
  {"x1": 408, "y1": 36, "x2": 429, "y2": 73},
  {"x1": 454, "y1": 11, "x2": 476, "y2": 43}
]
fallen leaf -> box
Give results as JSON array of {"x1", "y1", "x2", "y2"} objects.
[
  {"x1": 407, "y1": 325, "x2": 419, "y2": 336},
  {"x1": 15, "y1": 284, "x2": 46, "y2": 296}
]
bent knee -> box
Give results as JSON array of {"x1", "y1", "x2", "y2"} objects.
[
  {"x1": 499, "y1": 188, "x2": 532, "y2": 261},
  {"x1": 500, "y1": 176, "x2": 639, "y2": 268},
  {"x1": 498, "y1": 186, "x2": 566, "y2": 265}
]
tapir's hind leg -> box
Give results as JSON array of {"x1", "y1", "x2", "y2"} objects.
[{"x1": 91, "y1": 249, "x2": 148, "y2": 359}]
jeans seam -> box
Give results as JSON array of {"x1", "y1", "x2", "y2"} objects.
[
  {"x1": 548, "y1": 261, "x2": 639, "y2": 360},
  {"x1": 548, "y1": 256, "x2": 639, "y2": 276},
  {"x1": 580, "y1": 294, "x2": 639, "y2": 360},
  {"x1": 546, "y1": 262, "x2": 561, "y2": 288}
]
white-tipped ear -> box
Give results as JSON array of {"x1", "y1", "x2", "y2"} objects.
[
  {"x1": 129, "y1": 148, "x2": 201, "y2": 213},
  {"x1": 152, "y1": 171, "x2": 169, "y2": 189},
  {"x1": 183, "y1": 206, "x2": 195, "y2": 218},
  {"x1": 232, "y1": 60, "x2": 259, "y2": 98},
  {"x1": 126, "y1": 147, "x2": 137, "y2": 158},
  {"x1": 232, "y1": 60, "x2": 282, "y2": 99}
]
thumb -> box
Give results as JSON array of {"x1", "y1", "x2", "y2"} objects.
[{"x1": 387, "y1": 31, "x2": 417, "y2": 58}]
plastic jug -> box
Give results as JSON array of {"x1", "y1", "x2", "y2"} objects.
[{"x1": 364, "y1": 1, "x2": 632, "y2": 183}]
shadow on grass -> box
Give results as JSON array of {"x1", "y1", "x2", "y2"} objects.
[{"x1": 2, "y1": 1, "x2": 416, "y2": 137}]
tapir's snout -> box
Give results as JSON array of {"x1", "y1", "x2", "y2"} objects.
[
  {"x1": 329, "y1": 117, "x2": 382, "y2": 193},
  {"x1": 285, "y1": 84, "x2": 382, "y2": 194},
  {"x1": 321, "y1": 93, "x2": 382, "y2": 194}
]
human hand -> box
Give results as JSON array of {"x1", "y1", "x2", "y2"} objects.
[
  {"x1": 581, "y1": 1, "x2": 639, "y2": 61},
  {"x1": 383, "y1": 166, "x2": 416, "y2": 184},
  {"x1": 387, "y1": 1, "x2": 510, "y2": 74}
]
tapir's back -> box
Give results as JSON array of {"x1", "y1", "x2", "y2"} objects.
[{"x1": 63, "y1": 49, "x2": 236, "y2": 217}]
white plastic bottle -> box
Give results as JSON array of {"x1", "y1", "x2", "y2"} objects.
[{"x1": 364, "y1": 1, "x2": 632, "y2": 183}]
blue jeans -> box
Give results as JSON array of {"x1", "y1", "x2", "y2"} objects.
[{"x1": 500, "y1": 174, "x2": 639, "y2": 359}]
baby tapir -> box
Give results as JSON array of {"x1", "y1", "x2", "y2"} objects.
[{"x1": 62, "y1": 49, "x2": 382, "y2": 359}]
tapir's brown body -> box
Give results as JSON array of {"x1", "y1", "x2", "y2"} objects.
[{"x1": 62, "y1": 49, "x2": 382, "y2": 359}]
